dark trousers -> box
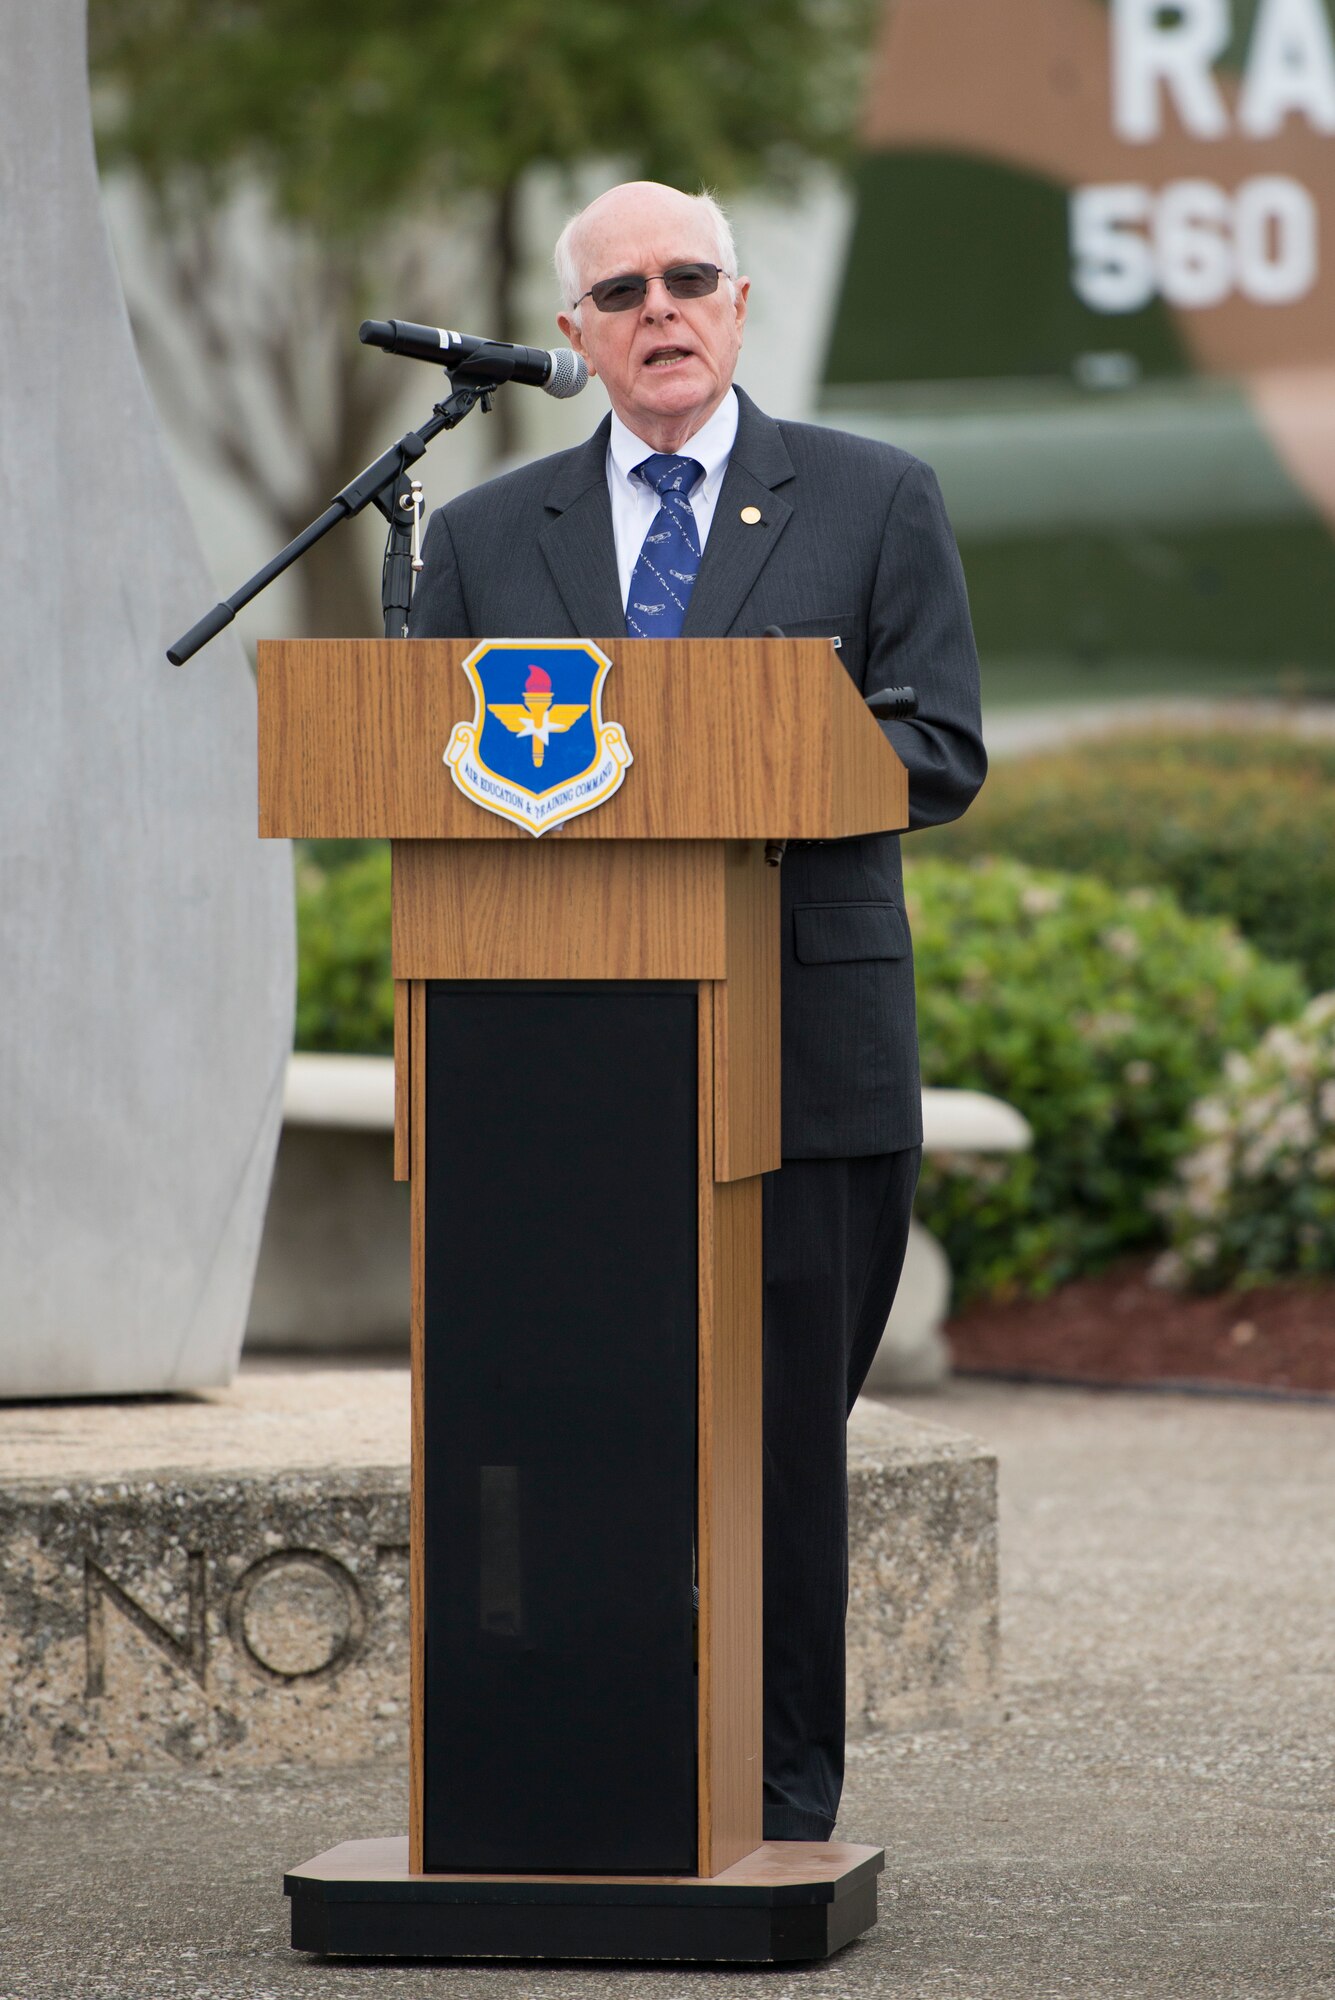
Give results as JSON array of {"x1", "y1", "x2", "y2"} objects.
[{"x1": 761, "y1": 1146, "x2": 922, "y2": 1841}]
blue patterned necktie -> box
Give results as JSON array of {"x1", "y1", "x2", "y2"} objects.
[{"x1": 625, "y1": 453, "x2": 705, "y2": 638}]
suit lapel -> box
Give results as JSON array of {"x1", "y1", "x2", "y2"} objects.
[
  {"x1": 538, "y1": 418, "x2": 626, "y2": 639},
  {"x1": 534, "y1": 389, "x2": 795, "y2": 640},
  {"x1": 682, "y1": 388, "x2": 795, "y2": 638}
]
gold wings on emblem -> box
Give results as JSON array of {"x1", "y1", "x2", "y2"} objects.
[
  {"x1": 487, "y1": 703, "x2": 588, "y2": 734},
  {"x1": 486, "y1": 701, "x2": 589, "y2": 768}
]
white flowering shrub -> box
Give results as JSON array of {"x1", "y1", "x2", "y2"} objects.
[
  {"x1": 909, "y1": 857, "x2": 1306, "y2": 1301},
  {"x1": 1154, "y1": 992, "x2": 1335, "y2": 1289}
]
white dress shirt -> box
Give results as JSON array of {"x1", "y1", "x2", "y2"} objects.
[{"x1": 606, "y1": 388, "x2": 740, "y2": 612}]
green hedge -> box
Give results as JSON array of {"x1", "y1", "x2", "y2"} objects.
[
  {"x1": 289, "y1": 840, "x2": 1312, "y2": 1304},
  {"x1": 909, "y1": 857, "x2": 1307, "y2": 1302},
  {"x1": 917, "y1": 729, "x2": 1335, "y2": 990},
  {"x1": 294, "y1": 842, "x2": 393, "y2": 1055}
]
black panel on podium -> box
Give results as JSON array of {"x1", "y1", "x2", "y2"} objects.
[{"x1": 422, "y1": 981, "x2": 699, "y2": 1874}]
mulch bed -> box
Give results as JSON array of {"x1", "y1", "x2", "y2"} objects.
[{"x1": 946, "y1": 1259, "x2": 1335, "y2": 1396}]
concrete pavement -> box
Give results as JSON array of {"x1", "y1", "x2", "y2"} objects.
[{"x1": 2, "y1": 1380, "x2": 1332, "y2": 1998}]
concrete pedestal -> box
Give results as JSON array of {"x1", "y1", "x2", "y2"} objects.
[{"x1": 0, "y1": 1364, "x2": 997, "y2": 1774}]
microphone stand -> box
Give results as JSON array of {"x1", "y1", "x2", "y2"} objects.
[{"x1": 167, "y1": 375, "x2": 499, "y2": 665}]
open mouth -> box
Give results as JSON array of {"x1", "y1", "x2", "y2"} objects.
[{"x1": 644, "y1": 346, "x2": 693, "y2": 369}]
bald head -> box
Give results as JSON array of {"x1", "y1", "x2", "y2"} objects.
[
  {"x1": 554, "y1": 182, "x2": 737, "y2": 315},
  {"x1": 552, "y1": 178, "x2": 749, "y2": 454}
]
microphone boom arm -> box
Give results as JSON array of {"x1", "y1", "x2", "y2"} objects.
[{"x1": 167, "y1": 376, "x2": 496, "y2": 665}]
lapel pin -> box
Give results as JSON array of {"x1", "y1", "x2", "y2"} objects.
[{"x1": 739, "y1": 505, "x2": 762, "y2": 525}]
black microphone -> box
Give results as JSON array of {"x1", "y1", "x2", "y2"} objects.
[
  {"x1": 866, "y1": 684, "x2": 918, "y2": 720},
  {"x1": 359, "y1": 319, "x2": 587, "y2": 399}
]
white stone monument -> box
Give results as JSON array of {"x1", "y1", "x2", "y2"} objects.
[{"x1": 0, "y1": 5, "x2": 294, "y2": 1395}]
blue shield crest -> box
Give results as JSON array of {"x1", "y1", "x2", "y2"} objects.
[{"x1": 444, "y1": 640, "x2": 633, "y2": 836}]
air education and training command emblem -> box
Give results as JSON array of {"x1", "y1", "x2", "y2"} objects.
[{"x1": 444, "y1": 640, "x2": 632, "y2": 836}]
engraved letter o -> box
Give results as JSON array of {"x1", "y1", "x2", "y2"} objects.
[{"x1": 226, "y1": 1549, "x2": 367, "y2": 1684}]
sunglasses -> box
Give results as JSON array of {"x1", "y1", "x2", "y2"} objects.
[{"x1": 573, "y1": 262, "x2": 729, "y2": 314}]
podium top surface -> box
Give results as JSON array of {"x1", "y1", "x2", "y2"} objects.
[{"x1": 258, "y1": 638, "x2": 907, "y2": 842}]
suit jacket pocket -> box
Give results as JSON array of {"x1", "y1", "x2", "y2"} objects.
[
  {"x1": 792, "y1": 901, "x2": 910, "y2": 964},
  {"x1": 749, "y1": 613, "x2": 854, "y2": 644}
]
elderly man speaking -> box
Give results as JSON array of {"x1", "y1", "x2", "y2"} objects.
[{"x1": 409, "y1": 179, "x2": 985, "y2": 1842}]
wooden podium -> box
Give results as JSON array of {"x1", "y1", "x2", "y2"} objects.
[{"x1": 262, "y1": 637, "x2": 908, "y2": 1962}]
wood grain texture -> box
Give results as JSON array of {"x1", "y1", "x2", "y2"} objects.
[
  {"x1": 289, "y1": 1835, "x2": 881, "y2": 1888},
  {"x1": 408, "y1": 979, "x2": 426, "y2": 1874},
  {"x1": 695, "y1": 992, "x2": 717, "y2": 1878},
  {"x1": 712, "y1": 845, "x2": 781, "y2": 1183},
  {"x1": 829, "y1": 654, "x2": 912, "y2": 835},
  {"x1": 393, "y1": 980, "x2": 409, "y2": 1183},
  {"x1": 257, "y1": 639, "x2": 906, "y2": 842},
  {"x1": 697, "y1": 985, "x2": 764, "y2": 1879},
  {"x1": 698, "y1": 1174, "x2": 764, "y2": 1876},
  {"x1": 268, "y1": 638, "x2": 853, "y2": 1888},
  {"x1": 391, "y1": 839, "x2": 727, "y2": 981}
]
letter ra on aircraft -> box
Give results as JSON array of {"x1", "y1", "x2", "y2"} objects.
[{"x1": 1112, "y1": 0, "x2": 1335, "y2": 142}]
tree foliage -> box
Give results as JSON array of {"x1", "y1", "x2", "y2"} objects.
[{"x1": 91, "y1": 0, "x2": 874, "y2": 226}]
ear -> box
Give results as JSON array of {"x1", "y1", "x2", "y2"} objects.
[
  {"x1": 557, "y1": 310, "x2": 597, "y2": 378},
  {"x1": 732, "y1": 276, "x2": 750, "y2": 339}
]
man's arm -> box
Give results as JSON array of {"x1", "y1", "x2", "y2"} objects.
[{"x1": 866, "y1": 459, "x2": 986, "y2": 831}]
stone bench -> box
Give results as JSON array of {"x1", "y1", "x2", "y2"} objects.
[
  {"x1": 0, "y1": 1364, "x2": 997, "y2": 1773},
  {"x1": 868, "y1": 1088, "x2": 1033, "y2": 1392},
  {"x1": 247, "y1": 1057, "x2": 408, "y2": 1351},
  {"x1": 248, "y1": 1057, "x2": 1033, "y2": 1384}
]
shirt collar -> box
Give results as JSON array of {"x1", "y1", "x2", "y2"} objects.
[{"x1": 607, "y1": 386, "x2": 740, "y2": 497}]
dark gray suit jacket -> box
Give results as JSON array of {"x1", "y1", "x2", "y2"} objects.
[{"x1": 408, "y1": 387, "x2": 985, "y2": 1157}]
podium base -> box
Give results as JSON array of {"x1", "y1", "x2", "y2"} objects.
[{"x1": 285, "y1": 1837, "x2": 883, "y2": 1964}]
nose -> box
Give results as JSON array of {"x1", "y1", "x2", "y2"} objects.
[{"x1": 639, "y1": 276, "x2": 679, "y2": 322}]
